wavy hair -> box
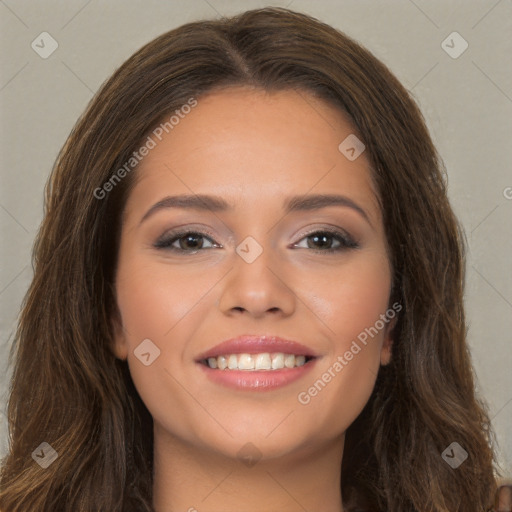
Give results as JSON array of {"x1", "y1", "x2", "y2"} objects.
[{"x1": 0, "y1": 7, "x2": 497, "y2": 511}]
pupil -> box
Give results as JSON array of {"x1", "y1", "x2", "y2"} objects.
[
  {"x1": 181, "y1": 234, "x2": 202, "y2": 250},
  {"x1": 310, "y1": 233, "x2": 330, "y2": 249}
]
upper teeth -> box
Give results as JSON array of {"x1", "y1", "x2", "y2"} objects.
[{"x1": 206, "y1": 353, "x2": 307, "y2": 370}]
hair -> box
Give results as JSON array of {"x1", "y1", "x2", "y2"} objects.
[{"x1": 0, "y1": 6, "x2": 498, "y2": 512}]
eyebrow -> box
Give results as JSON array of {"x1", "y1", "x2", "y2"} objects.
[{"x1": 139, "y1": 193, "x2": 372, "y2": 226}]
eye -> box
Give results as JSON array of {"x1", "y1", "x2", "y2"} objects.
[
  {"x1": 293, "y1": 229, "x2": 359, "y2": 252},
  {"x1": 153, "y1": 228, "x2": 359, "y2": 254},
  {"x1": 154, "y1": 230, "x2": 220, "y2": 252}
]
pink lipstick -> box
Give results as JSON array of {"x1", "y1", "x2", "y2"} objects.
[{"x1": 195, "y1": 334, "x2": 319, "y2": 391}]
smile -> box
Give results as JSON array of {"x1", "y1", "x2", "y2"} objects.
[{"x1": 202, "y1": 352, "x2": 315, "y2": 370}]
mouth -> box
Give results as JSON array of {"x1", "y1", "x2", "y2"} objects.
[
  {"x1": 199, "y1": 353, "x2": 316, "y2": 370},
  {"x1": 195, "y1": 335, "x2": 319, "y2": 390}
]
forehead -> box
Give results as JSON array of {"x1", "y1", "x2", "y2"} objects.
[
  {"x1": 126, "y1": 86, "x2": 381, "y2": 223},
  {"x1": 144, "y1": 86, "x2": 360, "y2": 164}
]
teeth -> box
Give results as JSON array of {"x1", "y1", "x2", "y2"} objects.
[
  {"x1": 271, "y1": 353, "x2": 284, "y2": 369},
  {"x1": 255, "y1": 353, "x2": 271, "y2": 370},
  {"x1": 284, "y1": 354, "x2": 295, "y2": 368},
  {"x1": 205, "y1": 352, "x2": 310, "y2": 370},
  {"x1": 238, "y1": 354, "x2": 255, "y2": 370}
]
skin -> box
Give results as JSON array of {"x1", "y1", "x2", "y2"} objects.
[
  {"x1": 112, "y1": 86, "x2": 396, "y2": 512},
  {"x1": 497, "y1": 485, "x2": 512, "y2": 510}
]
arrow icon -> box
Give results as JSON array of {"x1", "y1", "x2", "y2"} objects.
[
  {"x1": 31, "y1": 32, "x2": 59, "y2": 59},
  {"x1": 338, "y1": 134, "x2": 365, "y2": 161},
  {"x1": 236, "y1": 236, "x2": 263, "y2": 263},
  {"x1": 441, "y1": 441, "x2": 468, "y2": 468},
  {"x1": 31, "y1": 442, "x2": 58, "y2": 468},
  {"x1": 237, "y1": 442, "x2": 263, "y2": 467},
  {"x1": 441, "y1": 32, "x2": 468, "y2": 59},
  {"x1": 134, "y1": 339, "x2": 161, "y2": 366}
]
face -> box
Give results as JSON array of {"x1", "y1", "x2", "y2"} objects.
[{"x1": 112, "y1": 86, "x2": 396, "y2": 463}]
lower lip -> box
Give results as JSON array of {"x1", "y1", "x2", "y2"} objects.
[{"x1": 197, "y1": 359, "x2": 317, "y2": 391}]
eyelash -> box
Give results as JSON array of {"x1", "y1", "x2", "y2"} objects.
[{"x1": 153, "y1": 228, "x2": 359, "y2": 254}]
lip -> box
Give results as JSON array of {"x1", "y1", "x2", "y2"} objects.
[
  {"x1": 195, "y1": 334, "x2": 319, "y2": 391},
  {"x1": 197, "y1": 360, "x2": 318, "y2": 391},
  {"x1": 195, "y1": 334, "x2": 318, "y2": 361}
]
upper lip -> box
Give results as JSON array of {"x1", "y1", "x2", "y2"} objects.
[{"x1": 195, "y1": 334, "x2": 318, "y2": 361}]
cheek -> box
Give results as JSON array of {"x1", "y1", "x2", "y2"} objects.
[
  {"x1": 295, "y1": 252, "x2": 391, "y2": 429},
  {"x1": 115, "y1": 254, "x2": 212, "y2": 343},
  {"x1": 114, "y1": 256, "x2": 214, "y2": 440},
  {"x1": 305, "y1": 250, "x2": 392, "y2": 345},
  {"x1": 301, "y1": 352, "x2": 378, "y2": 439}
]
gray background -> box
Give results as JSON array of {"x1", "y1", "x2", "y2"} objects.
[{"x1": 1, "y1": 0, "x2": 511, "y2": 479}]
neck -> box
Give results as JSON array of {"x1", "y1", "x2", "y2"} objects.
[{"x1": 152, "y1": 423, "x2": 345, "y2": 512}]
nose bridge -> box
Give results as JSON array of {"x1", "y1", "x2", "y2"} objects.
[{"x1": 217, "y1": 234, "x2": 295, "y2": 317}]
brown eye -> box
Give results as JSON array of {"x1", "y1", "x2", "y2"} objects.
[
  {"x1": 176, "y1": 233, "x2": 205, "y2": 250},
  {"x1": 154, "y1": 231, "x2": 218, "y2": 252},
  {"x1": 294, "y1": 230, "x2": 359, "y2": 252}
]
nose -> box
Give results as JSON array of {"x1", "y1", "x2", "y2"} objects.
[{"x1": 217, "y1": 242, "x2": 296, "y2": 319}]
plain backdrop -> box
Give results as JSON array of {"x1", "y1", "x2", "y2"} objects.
[{"x1": 1, "y1": 0, "x2": 511, "y2": 479}]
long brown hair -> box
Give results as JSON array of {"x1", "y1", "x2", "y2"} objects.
[{"x1": 0, "y1": 7, "x2": 497, "y2": 511}]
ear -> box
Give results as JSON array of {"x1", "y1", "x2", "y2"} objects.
[
  {"x1": 380, "y1": 316, "x2": 397, "y2": 366},
  {"x1": 110, "y1": 306, "x2": 129, "y2": 361}
]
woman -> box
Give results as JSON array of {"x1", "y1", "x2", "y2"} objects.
[{"x1": 0, "y1": 7, "x2": 498, "y2": 512}]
